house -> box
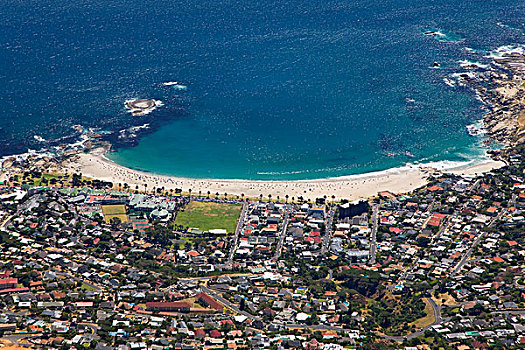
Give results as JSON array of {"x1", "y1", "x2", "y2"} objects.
[
  {"x1": 0, "y1": 278, "x2": 18, "y2": 290},
  {"x1": 145, "y1": 302, "x2": 191, "y2": 313},
  {"x1": 196, "y1": 293, "x2": 223, "y2": 310}
]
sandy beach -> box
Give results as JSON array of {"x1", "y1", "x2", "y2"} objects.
[{"x1": 60, "y1": 148, "x2": 505, "y2": 200}]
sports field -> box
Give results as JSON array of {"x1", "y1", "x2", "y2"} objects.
[
  {"x1": 174, "y1": 201, "x2": 241, "y2": 233},
  {"x1": 101, "y1": 204, "x2": 129, "y2": 224}
]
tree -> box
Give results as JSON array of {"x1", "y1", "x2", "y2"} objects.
[
  {"x1": 110, "y1": 217, "x2": 122, "y2": 227},
  {"x1": 416, "y1": 236, "x2": 430, "y2": 248}
]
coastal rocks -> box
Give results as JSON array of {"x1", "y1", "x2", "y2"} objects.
[
  {"x1": 454, "y1": 50, "x2": 525, "y2": 147},
  {"x1": 124, "y1": 99, "x2": 162, "y2": 116},
  {"x1": 1, "y1": 154, "x2": 60, "y2": 173}
]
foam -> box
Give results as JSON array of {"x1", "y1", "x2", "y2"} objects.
[
  {"x1": 485, "y1": 45, "x2": 525, "y2": 58},
  {"x1": 458, "y1": 60, "x2": 489, "y2": 69}
]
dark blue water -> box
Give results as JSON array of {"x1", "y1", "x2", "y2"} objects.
[{"x1": 1, "y1": 0, "x2": 524, "y2": 179}]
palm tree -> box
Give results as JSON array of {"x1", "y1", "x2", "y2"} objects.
[
  {"x1": 331, "y1": 195, "x2": 335, "y2": 204},
  {"x1": 224, "y1": 192, "x2": 228, "y2": 199},
  {"x1": 285, "y1": 194, "x2": 289, "y2": 203},
  {"x1": 241, "y1": 193, "x2": 245, "y2": 202},
  {"x1": 188, "y1": 188, "x2": 192, "y2": 199},
  {"x1": 259, "y1": 194, "x2": 263, "y2": 202},
  {"x1": 268, "y1": 194, "x2": 272, "y2": 202},
  {"x1": 207, "y1": 191, "x2": 211, "y2": 198}
]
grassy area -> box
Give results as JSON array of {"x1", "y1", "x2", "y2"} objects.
[
  {"x1": 101, "y1": 204, "x2": 129, "y2": 224},
  {"x1": 410, "y1": 298, "x2": 435, "y2": 328},
  {"x1": 174, "y1": 201, "x2": 242, "y2": 233},
  {"x1": 436, "y1": 292, "x2": 457, "y2": 306},
  {"x1": 79, "y1": 283, "x2": 98, "y2": 292}
]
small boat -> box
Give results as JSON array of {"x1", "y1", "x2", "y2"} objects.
[{"x1": 162, "y1": 81, "x2": 179, "y2": 86}]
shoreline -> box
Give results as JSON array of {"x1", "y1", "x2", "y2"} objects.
[
  {"x1": 55, "y1": 148, "x2": 504, "y2": 200},
  {"x1": 2, "y1": 48, "x2": 523, "y2": 200}
]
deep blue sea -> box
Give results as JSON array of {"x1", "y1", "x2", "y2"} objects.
[{"x1": 1, "y1": 0, "x2": 524, "y2": 179}]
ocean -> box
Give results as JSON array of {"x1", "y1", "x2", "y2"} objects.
[{"x1": 1, "y1": 0, "x2": 524, "y2": 179}]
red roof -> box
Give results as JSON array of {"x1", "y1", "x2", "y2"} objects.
[
  {"x1": 493, "y1": 256, "x2": 504, "y2": 263},
  {"x1": 187, "y1": 250, "x2": 200, "y2": 257},
  {"x1": 146, "y1": 302, "x2": 191, "y2": 309},
  {"x1": 0, "y1": 278, "x2": 17, "y2": 285},
  {"x1": 196, "y1": 292, "x2": 223, "y2": 310},
  {"x1": 209, "y1": 330, "x2": 222, "y2": 338},
  {"x1": 0, "y1": 287, "x2": 29, "y2": 294}
]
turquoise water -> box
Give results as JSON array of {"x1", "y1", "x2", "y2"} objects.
[{"x1": 1, "y1": 0, "x2": 524, "y2": 179}]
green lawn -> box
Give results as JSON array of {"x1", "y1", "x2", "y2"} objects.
[
  {"x1": 174, "y1": 201, "x2": 242, "y2": 233},
  {"x1": 80, "y1": 283, "x2": 98, "y2": 292}
]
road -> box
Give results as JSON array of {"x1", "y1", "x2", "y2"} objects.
[
  {"x1": 201, "y1": 285, "x2": 262, "y2": 321},
  {"x1": 369, "y1": 204, "x2": 379, "y2": 265},
  {"x1": 450, "y1": 204, "x2": 508, "y2": 277},
  {"x1": 383, "y1": 180, "x2": 515, "y2": 340},
  {"x1": 226, "y1": 202, "x2": 248, "y2": 268},
  {"x1": 287, "y1": 295, "x2": 444, "y2": 340},
  {"x1": 1, "y1": 333, "x2": 43, "y2": 346},
  {"x1": 428, "y1": 297, "x2": 442, "y2": 324},
  {"x1": 320, "y1": 206, "x2": 335, "y2": 254},
  {"x1": 273, "y1": 207, "x2": 289, "y2": 261},
  {"x1": 379, "y1": 296, "x2": 443, "y2": 341}
]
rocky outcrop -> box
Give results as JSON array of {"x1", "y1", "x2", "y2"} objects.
[{"x1": 473, "y1": 53, "x2": 525, "y2": 146}]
